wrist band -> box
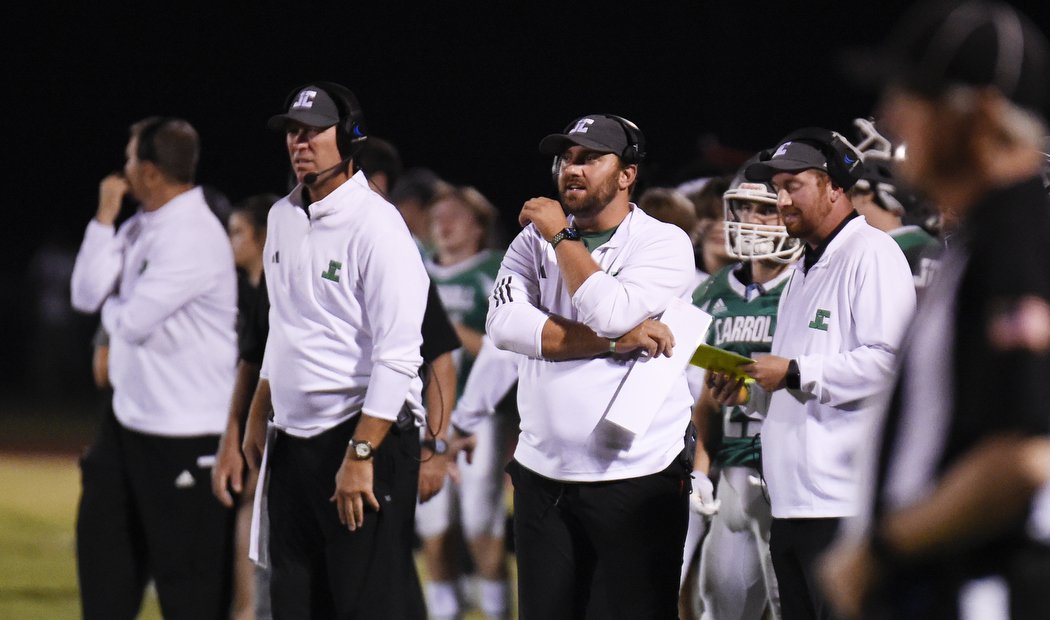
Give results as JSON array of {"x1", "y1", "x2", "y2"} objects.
[{"x1": 609, "y1": 339, "x2": 618, "y2": 354}]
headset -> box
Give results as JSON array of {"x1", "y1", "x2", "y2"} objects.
[
  {"x1": 762, "y1": 127, "x2": 865, "y2": 190},
  {"x1": 606, "y1": 114, "x2": 646, "y2": 166},
  {"x1": 135, "y1": 116, "x2": 176, "y2": 163},
  {"x1": 550, "y1": 113, "x2": 647, "y2": 185},
  {"x1": 282, "y1": 81, "x2": 369, "y2": 159}
]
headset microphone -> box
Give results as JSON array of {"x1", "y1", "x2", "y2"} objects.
[{"x1": 303, "y1": 156, "x2": 352, "y2": 186}]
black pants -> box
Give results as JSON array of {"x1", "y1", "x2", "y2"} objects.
[
  {"x1": 508, "y1": 459, "x2": 690, "y2": 620},
  {"x1": 267, "y1": 416, "x2": 425, "y2": 619},
  {"x1": 76, "y1": 409, "x2": 233, "y2": 620},
  {"x1": 769, "y1": 517, "x2": 841, "y2": 620}
]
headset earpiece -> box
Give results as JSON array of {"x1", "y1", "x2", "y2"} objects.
[{"x1": 602, "y1": 114, "x2": 646, "y2": 166}]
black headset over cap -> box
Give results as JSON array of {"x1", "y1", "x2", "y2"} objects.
[
  {"x1": 746, "y1": 127, "x2": 865, "y2": 190},
  {"x1": 540, "y1": 114, "x2": 646, "y2": 185},
  {"x1": 268, "y1": 81, "x2": 368, "y2": 159}
]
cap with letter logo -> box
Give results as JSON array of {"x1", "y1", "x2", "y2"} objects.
[
  {"x1": 745, "y1": 141, "x2": 832, "y2": 181},
  {"x1": 268, "y1": 85, "x2": 342, "y2": 131},
  {"x1": 539, "y1": 115, "x2": 635, "y2": 158}
]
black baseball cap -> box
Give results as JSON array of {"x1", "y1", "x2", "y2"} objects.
[
  {"x1": 539, "y1": 115, "x2": 633, "y2": 158},
  {"x1": 745, "y1": 141, "x2": 832, "y2": 182},
  {"x1": 267, "y1": 85, "x2": 342, "y2": 131},
  {"x1": 845, "y1": 0, "x2": 1049, "y2": 113}
]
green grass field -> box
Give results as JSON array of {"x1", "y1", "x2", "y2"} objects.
[
  {"x1": 0, "y1": 451, "x2": 513, "y2": 619},
  {"x1": 0, "y1": 453, "x2": 163, "y2": 619},
  {"x1": 0, "y1": 397, "x2": 514, "y2": 618}
]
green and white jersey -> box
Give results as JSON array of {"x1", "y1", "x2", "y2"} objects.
[
  {"x1": 889, "y1": 225, "x2": 940, "y2": 291},
  {"x1": 425, "y1": 249, "x2": 503, "y2": 395},
  {"x1": 691, "y1": 263, "x2": 791, "y2": 468}
]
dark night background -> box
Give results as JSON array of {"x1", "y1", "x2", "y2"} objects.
[{"x1": 3, "y1": 1, "x2": 1047, "y2": 404}]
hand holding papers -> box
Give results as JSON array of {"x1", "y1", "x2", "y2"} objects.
[{"x1": 603, "y1": 298, "x2": 713, "y2": 434}]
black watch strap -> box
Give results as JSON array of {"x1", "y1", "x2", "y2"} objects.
[
  {"x1": 550, "y1": 227, "x2": 580, "y2": 250},
  {"x1": 786, "y1": 359, "x2": 801, "y2": 390}
]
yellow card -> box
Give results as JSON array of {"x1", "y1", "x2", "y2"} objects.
[{"x1": 689, "y1": 344, "x2": 755, "y2": 381}]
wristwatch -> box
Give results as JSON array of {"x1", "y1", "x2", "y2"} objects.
[
  {"x1": 348, "y1": 438, "x2": 374, "y2": 460},
  {"x1": 421, "y1": 437, "x2": 449, "y2": 455},
  {"x1": 785, "y1": 359, "x2": 801, "y2": 390},
  {"x1": 550, "y1": 227, "x2": 581, "y2": 250}
]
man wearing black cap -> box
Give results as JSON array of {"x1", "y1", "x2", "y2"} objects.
[
  {"x1": 708, "y1": 128, "x2": 915, "y2": 620},
  {"x1": 241, "y1": 83, "x2": 429, "y2": 618},
  {"x1": 820, "y1": 2, "x2": 1050, "y2": 618},
  {"x1": 485, "y1": 114, "x2": 696, "y2": 618}
]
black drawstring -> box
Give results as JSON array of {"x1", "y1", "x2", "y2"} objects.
[{"x1": 752, "y1": 433, "x2": 771, "y2": 506}]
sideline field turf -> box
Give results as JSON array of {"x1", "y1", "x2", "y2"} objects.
[
  {"x1": 0, "y1": 452, "x2": 511, "y2": 619},
  {"x1": 0, "y1": 453, "x2": 163, "y2": 619}
]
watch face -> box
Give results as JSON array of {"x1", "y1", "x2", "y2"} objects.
[
  {"x1": 353, "y1": 441, "x2": 372, "y2": 459},
  {"x1": 433, "y1": 438, "x2": 448, "y2": 454},
  {"x1": 565, "y1": 227, "x2": 581, "y2": 240}
]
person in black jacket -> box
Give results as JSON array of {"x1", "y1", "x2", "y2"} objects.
[{"x1": 822, "y1": 2, "x2": 1050, "y2": 618}]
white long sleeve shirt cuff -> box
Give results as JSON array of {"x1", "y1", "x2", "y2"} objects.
[
  {"x1": 796, "y1": 346, "x2": 898, "y2": 407},
  {"x1": 361, "y1": 362, "x2": 416, "y2": 422},
  {"x1": 70, "y1": 219, "x2": 120, "y2": 313},
  {"x1": 748, "y1": 383, "x2": 772, "y2": 416},
  {"x1": 486, "y1": 302, "x2": 547, "y2": 359}
]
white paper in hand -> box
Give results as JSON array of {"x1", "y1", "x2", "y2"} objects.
[
  {"x1": 603, "y1": 298, "x2": 713, "y2": 435},
  {"x1": 248, "y1": 423, "x2": 276, "y2": 568}
]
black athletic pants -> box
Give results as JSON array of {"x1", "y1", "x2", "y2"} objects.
[
  {"x1": 267, "y1": 415, "x2": 425, "y2": 619},
  {"x1": 76, "y1": 409, "x2": 234, "y2": 620},
  {"x1": 769, "y1": 517, "x2": 841, "y2": 620},
  {"x1": 508, "y1": 458, "x2": 690, "y2": 620}
]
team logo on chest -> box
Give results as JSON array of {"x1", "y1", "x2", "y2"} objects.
[
  {"x1": 321, "y1": 260, "x2": 342, "y2": 283},
  {"x1": 808, "y1": 308, "x2": 831, "y2": 331}
]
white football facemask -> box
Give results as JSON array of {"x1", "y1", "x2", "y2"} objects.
[
  {"x1": 723, "y1": 183, "x2": 803, "y2": 264},
  {"x1": 853, "y1": 117, "x2": 894, "y2": 161}
]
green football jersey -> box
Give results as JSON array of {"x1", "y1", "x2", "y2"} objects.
[
  {"x1": 691, "y1": 263, "x2": 791, "y2": 467},
  {"x1": 425, "y1": 249, "x2": 503, "y2": 396},
  {"x1": 889, "y1": 225, "x2": 940, "y2": 290}
]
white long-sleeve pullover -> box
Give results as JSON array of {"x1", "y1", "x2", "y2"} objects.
[
  {"x1": 486, "y1": 205, "x2": 696, "y2": 481},
  {"x1": 260, "y1": 172, "x2": 428, "y2": 437},
  {"x1": 762, "y1": 216, "x2": 915, "y2": 518},
  {"x1": 71, "y1": 186, "x2": 237, "y2": 436}
]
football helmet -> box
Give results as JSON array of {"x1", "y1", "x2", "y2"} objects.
[
  {"x1": 852, "y1": 117, "x2": 897, "y2": 161},
  {"x1": 723, "y1": 160, "x2": 802, "y2": 263},
  {"x1": 851, "y1": 117, "x2": 917, "y2": 216}
]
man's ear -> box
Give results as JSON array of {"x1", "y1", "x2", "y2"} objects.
[
  {"x1": 620, "y1": 164, "x2": 638, "y2": 191},
  {"x1": 140, "y1": 160, "x2": 162, "y2": 186},
  {"x1": 825, "y1": 181, "x2": 839, "y2": 202}
]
